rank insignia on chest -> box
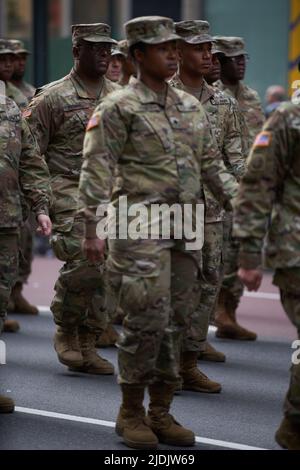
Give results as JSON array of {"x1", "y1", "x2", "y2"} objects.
[
  {"x1": 86, "y1": 115, "x2": 100, "y2": 131},
  {"x1": 253, "y1": 131, "x2": 271, "y2": 147}
]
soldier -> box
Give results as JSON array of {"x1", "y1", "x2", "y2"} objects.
[
  {"x1": 118, "y1": 40, "x2": 137, "y2": 86},
  {"x1": 213, "y1": 36, "x2": 265, "y2": 340},
  {"x1": 9, "y1": 39, "x2": 36, "y2": 100},
  {"x1": 170, "y1": 21, "x2": 244, "y2": 392},
  {"x1": 25, "y1": 23, "x2": 119, "y2": 375},
  {"x1": 78, "y1": 15, "x2": 237, "y2": 449},
  {"x1": 106, "y1": 46, "x2": 124, "y2": 83},
  {"x1": 0, "y1": 39, "x2": 28, "y2": 111},
  {"x1": 0, "y1": 94, "x2": 52, "y2": 413},
  {"x1": 233, "y1": 98, "x2": 300, "y2": 450}
]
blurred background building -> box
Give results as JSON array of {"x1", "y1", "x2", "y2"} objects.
[{"x1": 0, "y1": 0, "x2": 299, "y2": 100}]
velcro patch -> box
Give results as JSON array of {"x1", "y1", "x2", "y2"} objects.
[
  {"x1": 86, "y1": 115, "x2": 100, "y2": 131},
  {"x1": 22, "y1": 109, "x2": 32, "y2": 118},
  {"x1": 253, "y1": 131, "x2": 271, "y2": 147}
]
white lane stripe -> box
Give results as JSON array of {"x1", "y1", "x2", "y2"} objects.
[
  {"x1": 243, "y1": 291, "x2": 280, "y2": 300},
  {"x1": 37, "y1": 290, "x2": 280, "y2": 316},
  {"x1": 15, "y1": 406, "x2": 267, "y2": 450}
]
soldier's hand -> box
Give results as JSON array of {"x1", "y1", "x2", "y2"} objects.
[
  {"x1": 238, "y1": 268, "x2": 263, "y2": 291},
  {"x1": 82, "y1": 238, "x2": 105, "y2": 263},
  {"x1": 36, "y1": 214, "x2": 52, "y2": 236}
]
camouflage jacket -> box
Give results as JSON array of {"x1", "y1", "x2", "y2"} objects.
[
  {"x1": 0, "y1": 96, "x2": 51, "y2": 228},
  {"x1": 233, "y1": 102, "x2": 300, "y2": 270},
  {"x1": 78, "y1": 78, "x2": 238, "y2": 238},
  {"x1": 17, "y1": 80, "x2": 36, "y2": 101},
  {"x1": 6, "y1": 81, "x2": 28, "y2": 111},
  {"x1": 25, "y1": 68, "x2": 120, "y2": 231},
  {"x1": 215, "y1": 80, "x2": 265, "y2": 152},
  {"x1": 170, "y1": 75, "x2": 244, "y2": 223}
]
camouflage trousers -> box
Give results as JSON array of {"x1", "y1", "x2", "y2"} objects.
[
  {"x1": 17, "y1": 220, "x2": 33, "y2": 284},
  {"x1": 274, "y1": 268, "x2": 300, "y2": 424},
  {"x1": 221, "y1": 212, "x2": 244, "y2": 309},
  {"x1": 183, "y1": 221, "x2": 224, "y2": 352},
  {"x1": 50, "y1": 216, "x2": 107, "y2": 335},
  {"x1": 107, "y1": 238, "x2": 201, "y2": 385},
  {"x1": 0, "y1": 229, "x2": 19, "y2": 333}
]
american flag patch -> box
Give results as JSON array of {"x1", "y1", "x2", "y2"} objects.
[
  {"x1": 22, "y1": 109, "x2": 32, "y2": 118},
  {"x1": 253, "y1": 131, "x2": 271, "y2": 147},
  {"x1": 86, "y1": 115, "x2": 100, "y2": 131}
]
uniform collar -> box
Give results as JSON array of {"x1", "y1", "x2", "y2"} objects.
[
  {"x1": 170, "y1": 73, "x2": 214, "y2": 103},
  {"x1": 69, "y1": 68, "x2": 108, "y2": 99},
  {"x1": 129, "y1": 76, "x2": 181, "y2": 107}
]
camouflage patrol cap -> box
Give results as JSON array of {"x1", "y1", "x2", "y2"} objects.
[
  {"x1": 111, "y1": 46, "x2": 125, "y2": 57},
  {"x1": 212, "y1": 36, "x2": 248, "y2": 57},
  {"x1": 175, "y1": 20, "x2": 213, "y2": 44},
  {"x1": 71, "y1": 23, "x2": 117, "y2": 45},
  {"x1": 125, "y1": 16, "x2": 180, "y2": 47},
  {"x1": 118, "y1": 39, "x2": 129, "y2": 58},
  {"x1": 0, "y1": 38, "x2": 15, "y2": 55},
  {"x1": 8, "y1": 39, "x2": 30, "y2": 54}
]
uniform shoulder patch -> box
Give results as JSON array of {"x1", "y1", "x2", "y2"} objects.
[
  {"x1": 22, "y1": 109, "x2": 32, "y2": 118},
  {"x1": 253, "y1": 131, "x2": 271, "y2": 147},
  {"x1": 86, "y1": 115, "x2": 100, "y2": 131}
]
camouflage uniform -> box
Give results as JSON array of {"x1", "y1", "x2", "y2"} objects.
[
  {"x1": 0, "y1": 96, "x2": 51, "y2": 333},
  {"x1": 233, "y1": 101, "x2": 300, "y2": 449},
  {"x1": 214, "y1": 36, "x2": 265, "y2": 336},
  {"x1": 171, "y1": 21, "x2": 244, "y2": 356},
  {"x1": 25, "y1": 24, "x2": 119, "y2": 372}
]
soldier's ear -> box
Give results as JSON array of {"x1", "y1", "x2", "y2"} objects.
[{"x1": 72, "y1": 44, "x2": 80, "y2": 60}]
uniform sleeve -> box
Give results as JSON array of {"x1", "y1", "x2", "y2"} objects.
[
  {"x1": 78, "y1": 103, "x2": 128, "y2": 238},
  {"x1": 233, "y1": 108, "x2": 288, "y2": 269},
  {"x1": 198, "y1": 112, "x2": 238, "y2": 207},
  {"x1": 19, "y1": 119, "x2": 52, "y2": 216},
  {"x1": 247, "y1": 92, "x2": 265, "y2": 144},
  {"x1": 223, "y1": 101, "x2": 245, "y2": 180},
  {"x1": 24, "y1": 92, "x2": 55, "y2": 157}
]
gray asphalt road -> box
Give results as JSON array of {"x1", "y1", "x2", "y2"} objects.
[{"x1": 0, "y1": 310, "x2": 292, "y2": 450}]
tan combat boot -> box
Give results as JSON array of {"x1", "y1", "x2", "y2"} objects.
[
  {"x1": 180, "y1": 351, "x2": 222, "y2": 393},
  {"x1": 96, "y1": 323, "x2": 119, "y2": 348},
  {"x1": 116, "y1": 384, "x2": 158, "y2": 449},
  {"x1": 10, "y1": 282, "x2": 39, "y2": 315},
  {"x1": 198, "y1": 342, "x2": 226, "y2": 362},
  {"x1": 54, "y1": 326, "x2": 83, "y2": 368},
  {"x1": 69, "y1": 327, "x2": 114, "y2": 375},
  {"x1": 275, "y1": 417, "x2": 300, "y2": 450},
  {"x1": 3, "y1": 318, "x2": 20, "y2": 333},
  {"x1": 147, "y1": 382, "x2": 195, "y2": 446},
  {"x1": 0, "y1": 395, "x2": 15, "y2": 413},
  {"x1": 215, "y1": 290, "x2": 257, "y2": 341}
]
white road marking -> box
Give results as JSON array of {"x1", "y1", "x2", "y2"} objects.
[
  {"x1": 243, "y1": 291, "x2": 280, "y2": 300},
  {"x1": 37, "y1": 290, "x2": 280, "y2": 317},
  {"x1": 15, "y1": 406, "x2": 267, "y2": 450}
]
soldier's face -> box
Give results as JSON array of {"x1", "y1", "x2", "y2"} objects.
[
  {"x1": 135, "y1": 41, "x2": 178, "y2": 80},
  {"x1": 106, "y1": 55, "x2": 123, "y2": 82},
  {"x1": 13, "y1": 53, "x2": 28, "y2": 79},
  {"x1": 204, "y1": 53, "x2": 221, "y2": 83},
  {"x1": 74, "y1": 41, "x2": 112, "y2": 78},
  {"x1": 0, "y1": 54, "x2": 14, "y2": 81},
  {"x1": 221, "y1": 55, "x2": 246, "y2": 81},
  {"x1": 178, "y1": 41, "x2": 212, "y2": 76}
]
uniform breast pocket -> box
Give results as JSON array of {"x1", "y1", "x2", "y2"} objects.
[
  {"x1": 131, "y1": 114, "x2": 172, "y2": 154},
  {"x1": 63, "y1": 107, "x2": 92, "y2": 135}
]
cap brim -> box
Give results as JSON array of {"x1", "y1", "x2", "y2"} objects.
[
  {"x1": 225, "y1": 50, "x2": 248, "y2": 57},
  {"x1": 83, "y1": 35, "x2": 117, "y2": 44},
  {"x1": 111, "y1": 50, "x2": 126, "y2": 57},
  {"x1": 180, "y1": 34, "x2": 213, "y2": 44},
  {"x1": 17, "y1": 49, "x2": 30, "y2": 55},
  {"x1": 212, "y1": 49, "x2": 225, "y2": 55},
  {"x1": 129, "y1": 33, "x2": 180, "y2": 47},
  {"x1": 0, "y1": 49, "x2": 15, "y2": 55}
]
